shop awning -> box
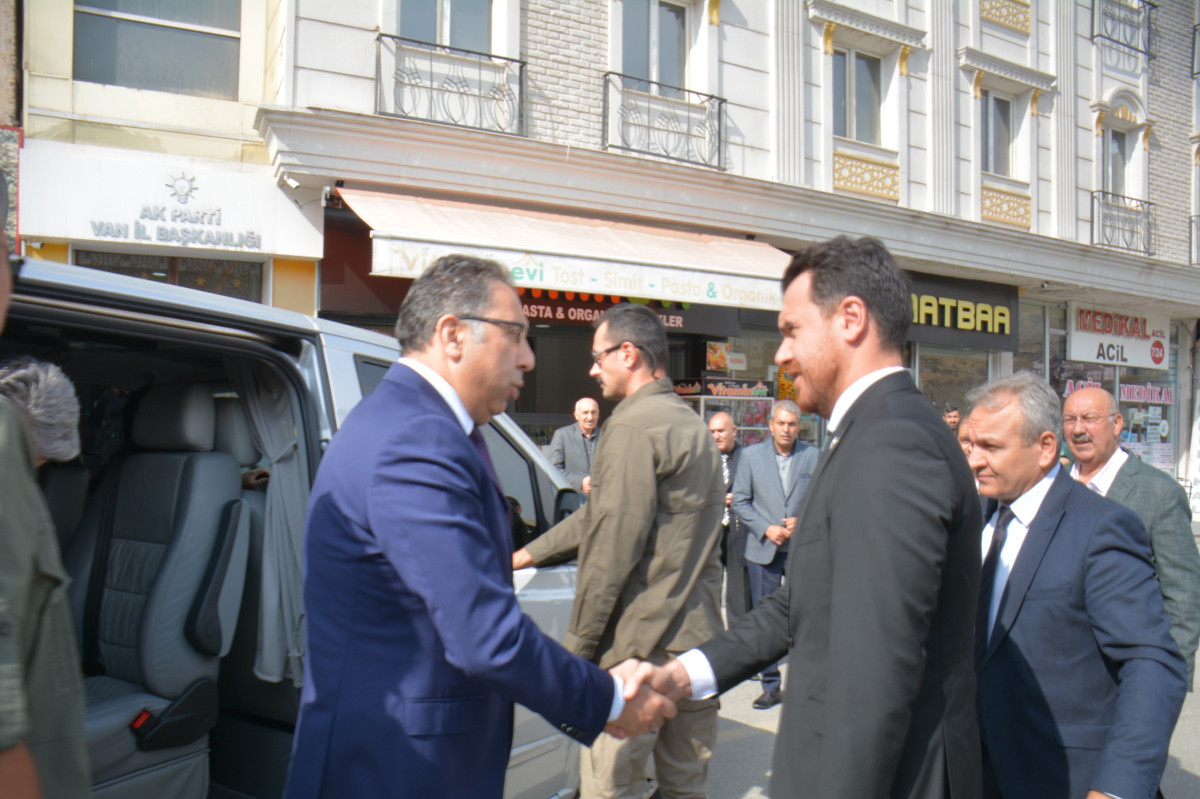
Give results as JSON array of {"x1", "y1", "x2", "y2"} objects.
[{"x1": 338, "y1": 189, "x2": 789, "y2": 311}]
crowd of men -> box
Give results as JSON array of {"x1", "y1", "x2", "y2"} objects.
[{"x1": 3, "y1": 160, "x2": 1196, "y2": 798}]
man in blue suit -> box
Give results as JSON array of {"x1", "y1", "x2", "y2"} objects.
[
  {"x1": 731, "y1": 399, "x2": 817, "y2": 709},
  {"x1": 284, "y1": 255, "x2": 673, "y2": 799},
  {"x1": 965, "y1": 372, "x2": 1186, "y2": 799}
]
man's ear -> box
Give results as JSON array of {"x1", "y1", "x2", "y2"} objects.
[
  {"x1": 435, "y1": 315, "x2": 465, "y2": 360},
  {"x1": 1037, "y1": 432, "x2": 1059, "y2": 470},
  {"x1": 838, "y1": 295, "x2": 869, "y2": 345}
]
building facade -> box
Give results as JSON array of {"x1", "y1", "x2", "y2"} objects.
[{"x1": 11, "y1": 0, "x2": 1200, "y2": 480}]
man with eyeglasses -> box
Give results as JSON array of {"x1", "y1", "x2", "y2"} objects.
[
  {"x1": 513, "y1": 303, "x2": 725, "y2": 799},
  {"x1": 1064, "y1": 386, "x2": 1200, "y2": 689},
  {"x1": 0, "y1": 171, "x2": 91, "y2": 798},
  {"x1": 286, "y1": 257, "x2": 674, "y2": 799}
]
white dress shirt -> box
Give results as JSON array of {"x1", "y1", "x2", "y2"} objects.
[
  {"x1": 398, "y1": 358, "x2": 627, "y2": 721},
  {"x1": 677, "y1": 365, "x2": 909, "y2": 700},
  {"x1": 1069, "y1": 447, "x2": 1128, "y2": 497},
  {"x1": 980, "y1": 465, "x2": 1059, "y2": 636}
]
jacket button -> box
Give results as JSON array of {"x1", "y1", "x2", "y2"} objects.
[{"x1": 787, "y1": 635, "x2": 794, "y2": 648}]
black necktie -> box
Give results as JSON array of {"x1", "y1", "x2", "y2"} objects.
[{"x1": 975, "y1": 504, "x2": 1016, "y2": 667}]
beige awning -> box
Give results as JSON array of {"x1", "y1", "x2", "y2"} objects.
[{"x1": 338, "y1": 189, "x2": 789, "y2": 311}]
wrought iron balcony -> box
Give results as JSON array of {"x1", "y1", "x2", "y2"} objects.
[
  {"x1": 1191, "y1": 216, "x2": 1200, "y2": 266},
  {"x1": 376, "y1": 34, "x2": 525, "y2": 135},
  {"x1": 1091, "y1": 191, "x2": 1155, "y2": 256},
  {"x1": 1092, "y1": 0, "x2": 1153, "y2": 56},
  {"x1": 602, "y1": 72, "x2": 726, "y2": 170}
]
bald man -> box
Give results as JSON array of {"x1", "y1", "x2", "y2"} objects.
[
  {"x1": 549, "y1": 397, "x2": 601, "y2": 494},
  {"x1": 708, "y1": 412, "x2": 752, "y2": 627},
  {"x1": 1064, "y1": 386, "x2": 1200, "y2": 688}
]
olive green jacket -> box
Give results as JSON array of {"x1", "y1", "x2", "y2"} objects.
[
  {"x1": 525, "y1": 378, "x2": 724, "y2": 670},
  {"x1": 0, "y1": 397, "x2": 90, "y2": 797}
]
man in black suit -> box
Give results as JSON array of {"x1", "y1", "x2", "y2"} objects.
[
  {"x1": 708, "y1": 411, "x2": 751, "y2": 629},
  {"x1": 644, "y1": 236, "x2": 983, "y2": 797},
  {"x1": 965, "y1": 373, "x2": 1185, "y2": 799}
]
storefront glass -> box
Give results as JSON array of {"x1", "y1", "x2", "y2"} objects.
[
  {"x1": 1014, "y1": 301, "x2": 1045, "y2": 376},
  {"x1": 1117, "y1": 326, "x2": 1179, "y2": 473},
  {"x1": 916, "y1": 343, "x2": 989, "y2": 413},
  {"x1": 76, "y1": 249, "x2": 264, "y2": 303}
]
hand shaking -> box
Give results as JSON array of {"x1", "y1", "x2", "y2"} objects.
[{"x1": 604, "y1": 659, "x2": 678, "y2": 739}]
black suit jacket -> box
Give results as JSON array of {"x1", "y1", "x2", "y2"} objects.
[
  {"x1": 701, "y1": 371, "x2": 983, "y2": 798},
  {"x1": 978, "y1": 471, "x2": 1186, "y2": 799}
]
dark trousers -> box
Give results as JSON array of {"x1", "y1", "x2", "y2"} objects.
[
  {"x1": 723, "y1": 523, "x2": 752, "y2": 629},
  {"x1": 747, "y1": 551, "x2": 787, "y2": 693}
]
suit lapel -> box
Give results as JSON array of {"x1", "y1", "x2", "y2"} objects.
[
  {"x1": 1105, "y1": 455, "x2": 1137, "y2": 506},
  {"x1": 981, "y1": 471, "x2": 1072, "y2": 667}
]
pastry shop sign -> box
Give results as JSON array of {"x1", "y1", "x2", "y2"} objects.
[{"x1": 1067, "y1": 302, "x2": 1168, "y2": 371}]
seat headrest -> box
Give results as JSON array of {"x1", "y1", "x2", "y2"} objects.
[
  {"x1": 132, "y1": 384, "x2": 215, "y2": 452},
  {"x1": 213, "y1": 398, "x2": 261, "y2": 467}
]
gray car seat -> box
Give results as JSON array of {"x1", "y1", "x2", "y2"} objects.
[{"x1": 62, "y1": 383, "x2": 250, "y2": 799}]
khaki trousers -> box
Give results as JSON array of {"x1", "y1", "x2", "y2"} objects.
[{"x1": 580, "y1": 696, "x2": 719, "y2": 799}]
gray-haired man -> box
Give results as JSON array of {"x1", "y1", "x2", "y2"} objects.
[{"x1": 731, "y1": 399, "x2": 818, "y2": 708}]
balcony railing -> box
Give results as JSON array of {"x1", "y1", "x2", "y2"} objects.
[
  {"x1": 376, "y1": 34, "x2": 525, "y2": 135},
  {"x1": 1092, "y1": 0, "x2": 1153, "y2": 56},
  {"x1": 1091, "y1": 191, "x2": 1155, "y2": 256},
  {"x1": 1190, "y1": 215, "x2": 1200, "y2": 266},
  {"x1": 602, "y1": 72, "x2": 726, "y2": 170}
]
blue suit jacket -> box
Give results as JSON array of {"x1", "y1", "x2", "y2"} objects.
[
  {"x1": 978, "y1": 470, "x2": 1187, "y2": 799},
  {"x1": 284, "y1": 363, "x2": 613, "y2": 799},
  {"x1": 731, "y1": 439, "x2": 818, "y2": 565}
]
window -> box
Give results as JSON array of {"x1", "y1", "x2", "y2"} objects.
[
  {"x1": 400, "y1": 0, "x2": 492, "y2": 52},
  {"x1": 1102, "y1": 127, "x2": 1129, "y2": 196},
  {"x1": 981, "y1": 90, "x2": 1012, "y2": 177},
  {"x1": 833, "y1": 49, "x2": 881, "y2": 145},
  {"x1": 74, "y1": 250, "x2": 263, "y2": 303},
  {"x1": 73, "y1": 1, "x2": 241, "y2": 100},
  {"x1": 623, "y1": 0, "x2": 688, "y2": 90}
]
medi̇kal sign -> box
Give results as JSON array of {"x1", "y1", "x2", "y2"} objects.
[{"x1": 1067, "y1": 302, "x2": 1168, "y2": 371}]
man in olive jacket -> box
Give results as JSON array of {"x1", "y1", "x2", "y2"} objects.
[{"x1": 514, "y1": 303, "x2": 725, "y2": 799}]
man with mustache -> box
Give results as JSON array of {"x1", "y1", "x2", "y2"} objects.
[
  {"x1": 1064, "y1": 386, "x2": 1200, "y2": 688},
  {"x1": 514, "y1": 303, "x2": 725, "y2": 799}
]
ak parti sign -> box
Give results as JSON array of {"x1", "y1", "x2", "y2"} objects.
[{"x1": 1067, "y1": 302, "x2": 1169, "y2": 371}]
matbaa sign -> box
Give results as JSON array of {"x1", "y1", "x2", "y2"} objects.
[{"x1": 1067, "y1": 302, "x2": 1168, "y2": 371}]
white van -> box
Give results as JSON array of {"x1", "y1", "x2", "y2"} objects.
[{"x1": 7, "y1": 260, "x2": 584, "y2": 799}]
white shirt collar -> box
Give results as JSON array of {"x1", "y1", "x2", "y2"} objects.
[
  {"x1": 1068, "y1": 447, "x2": 1128, "y2": 497},
  {"x1": 826, "y1": 366, "x2": 908, "y2": 433},
  {"x1": 1005, "y1": 463, "x2": 1061, "y2": 530},
  {"x1": 398, "y1": 357, "x2": 475, "y2": 435}
]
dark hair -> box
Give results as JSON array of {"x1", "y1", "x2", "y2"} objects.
[
  {"x1": 394, "y1": 254, "x2": 512, "y2": 352},
  {"x1": 596, "y1": 303, "x2": 668, "y2": 374},
  {"x1": 781, "y1": 236, "x2": 910, "y2": 352},
  {"x1": 944, "y1": 405, "x2": 959, "y2": 414}
]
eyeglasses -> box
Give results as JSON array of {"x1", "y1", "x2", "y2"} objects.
[
  {"x1": 7, "y1": 253, "x2": 22, "y2": 283},
  {"x1": 591, "y1": 342, "x2": 627, "y2": 364},
  {"x1": 1063, "y1": 413, "x2": 1116, "y2": 427},
  {"x1": 457, "y1": 314, "x2": 529, "y2": 345}
]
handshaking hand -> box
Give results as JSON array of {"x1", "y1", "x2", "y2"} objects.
[{"x1": 604, "y1": 659, "x2": 677, "y2": 739}]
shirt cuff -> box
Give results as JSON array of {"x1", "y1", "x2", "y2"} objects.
[
  {"x1": 607, "y1": 674, "x2": 625, "y2": 722},
  {"x1": 676, "y1": 649, "x2": 718, "y2": 699}
]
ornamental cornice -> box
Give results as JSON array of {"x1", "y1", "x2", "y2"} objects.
[
  {"x1": 806, "y1": 0, "x2": 926, "y2": 49},
  {"x1": 957, "y1": 47, "x2": 1056, "y2": 92}
]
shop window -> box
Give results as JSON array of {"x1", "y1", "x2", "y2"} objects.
[
  {"x1": 913, "y1": 343, "x2": 989, "y2": 415},
  {"x1": 400, "y1": 0, "x2": 492, "y2": 52},
  {"x1": 73, "y1": 1, "x2": 241, "y2": 100},
  {"x1": 1014, "y1": 301, "x2": 1046, "y2": 377},
  {"x1": 833, "y1": 48, "x2": 881, "y2": 145},
  {"x1": 623, "y1": 0, "x2": 688, "y2": 92},
  {"x1": 75, "y1": 250, "x2": 263, "y2": 303},
  {"x1": 1117, "y1": 332, "x2": 1178, "y2": 474},
  {"x1": 981, "y1": 90, "x2": 1012, "y2": 177}
]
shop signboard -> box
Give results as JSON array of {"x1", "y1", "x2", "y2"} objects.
[
  {"x1": 906, "y1": 272, "x2": 1018, "y2": 351},
  {"x1": 1067, "y1": 302, "x2": 1168, "y2": 371},
  {"x1": 518, "y1": 292, "x2": 741, "y2": 337},
  {"x1": 18, "y1": 140, "x2": 323, "y2": 259}
]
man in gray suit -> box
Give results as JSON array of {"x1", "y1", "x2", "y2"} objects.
[
  {"x1": 1064, "y1": 386, "x2": 1200, "y2": 688},
  {"x1": 548, "y1": 396, "x2": 600, "y2": 494},
  {"x1": 731, "y1": 399, "x2": 818, "y2": 708}
]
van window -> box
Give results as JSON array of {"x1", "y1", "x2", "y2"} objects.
[
  {"x1": 354, "y1": 356, "x2": 390, "y2": 396},
  {"x1": 480, "y1": 424, "x2": 539, "y2": 548}
]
